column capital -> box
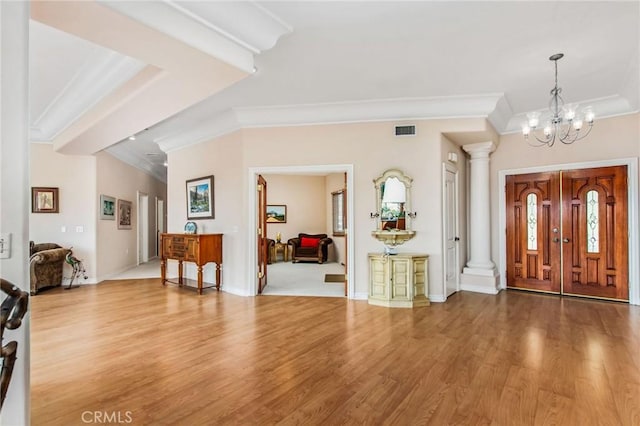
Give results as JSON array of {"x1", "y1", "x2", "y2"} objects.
[{"x1": 462, "y1": 141, "x2": 496, "y2": 158}]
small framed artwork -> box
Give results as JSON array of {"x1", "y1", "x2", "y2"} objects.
[
  {"x1": 266, "y1": 205, "x2": 287, "y2": 223},
  {"x1": 100, "y1": 195, "x2": 116, "y2": 220},
  {"x1": 186, "y1": 175, "x2": 214, "y2": 220},
  {"x1": 117, "y1": 199, "x2": 132, "y2": 230},
  {"x1": 31, "y1": 187, "x2": 59, "y2": 213}
]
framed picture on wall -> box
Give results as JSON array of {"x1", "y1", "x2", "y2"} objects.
[
  {"x1": 117, "y1": 199, "x2": 132, "y2": 229},
  {"x1": 266, "y1": 205, "x2": 287, "y2": 223},
  {"x1": 186, "y1": 175, "x2": 214, "y2": 219},
  {"x1": 100, "y1": 194, "x2": 116, "y2": 220},
  {"x1": 31, "y1": 187, "x2": 59, "y2": 213}
]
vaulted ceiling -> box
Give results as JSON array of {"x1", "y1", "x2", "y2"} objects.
[{"x1": 30, "y1": 1, "x2": 640, "y2": 182}]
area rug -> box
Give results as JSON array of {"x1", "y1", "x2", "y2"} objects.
[{"x1": 324, "y1": 274, "x2": 345, "y2": 283}]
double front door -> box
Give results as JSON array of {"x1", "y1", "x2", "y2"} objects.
[{"x1": 506, "y1": 165, "x2": 628, "y2": 301}]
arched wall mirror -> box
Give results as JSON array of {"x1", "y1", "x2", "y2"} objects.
[{"x1": 372, "y1": 169, "x2": 416, "y2": 249}]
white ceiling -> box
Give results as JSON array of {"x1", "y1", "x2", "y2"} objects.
[{"x1": 29, "y1": 1, "x2": 640, "y2": 183}]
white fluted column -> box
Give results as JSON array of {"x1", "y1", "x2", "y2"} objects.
[{"x1": 460, "y1": 141, "x2": 499, "y2": 294}]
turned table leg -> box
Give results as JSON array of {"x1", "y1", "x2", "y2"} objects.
[
  {"x1": 216, "y1": 264, "x2": 221, "y2": 291},
  {"x1": 160, "y1": 258, "x2": 166, "y2": 285},
  {"x1": 197, "y1": 264, "x2": 204, "y2": 295}
]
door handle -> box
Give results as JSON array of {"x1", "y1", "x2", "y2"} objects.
[
  {"x1": 553, "y1": 238, "x2": 560, "y2": 243},
  {"x1": 563, "y1": 238, "x2": 570, "y2": 243},
  {"x1": 454, "y1": 237, "x2": 460, "y2": 241}
]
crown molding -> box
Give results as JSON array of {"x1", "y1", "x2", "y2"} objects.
[
  {"x1": 164, "y1": 1, "x2": 292, "y2": 53},
  {"x1": 98, "y1": 0, "x2": 291, "y2": 73},
  {"x1": 157, "y1": 94, "x2": 505, "y2": 152},
  {"x1": 235, "y1": 94, "x2": 505, "y2": 128},
  {"x1": 30, "y1": 51, "x2": 144, "y2": 142},
  {"x1": 156, "y1": 93, "x2": 638, "y2": 153},
  {"x1": 502, "y1": 95, "x2": 635, "y2": 134},
  {"x1": 487, "y1": 95, "x2": 514, "y2": 135},
  {"x1": 156, "y1": 109, "x2": 240, "y2": 153},
  {"x1": 105, "y1": 143, "x2": 167, "y2": 184}
]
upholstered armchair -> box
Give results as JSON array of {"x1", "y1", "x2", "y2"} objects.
[
  {"x1": 288, "y1": 233, "x2": 333, "y2": 264},
  {"x1": 29, "y1": 242, "x2": 70, "y2": 295}
]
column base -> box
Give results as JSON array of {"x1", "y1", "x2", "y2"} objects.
[{"x1": 460, "y1": 267, "x2": 500, "y2": 295}]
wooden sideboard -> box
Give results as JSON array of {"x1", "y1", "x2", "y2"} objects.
[
  {"x1": 368, "y1": 253, "x2": 429, "y2": 308},
  {"x1": 160, "y1": 233, "x2": 223, "y2": 295}
]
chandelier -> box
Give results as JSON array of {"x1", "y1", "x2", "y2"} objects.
[{"x1": 523, "y1": 53, "x2": 594, "y2": 147}]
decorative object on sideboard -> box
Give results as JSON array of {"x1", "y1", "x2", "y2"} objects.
[
  {"x1": 186, "y1": 175, "x2": 214, "y2": 220},
  {"x1": 99, "y1": 194, "x2": 115, "y2": 220},
  {"x1": 371, "y1": 169, "x2": 416, "y2": 254},
  {"x1": 31, "y1": 187, "x2": 59, "y2": 213},
  {"x1": 184, "y1": 221, "x2": 197, "y2": 234},
  {"x1": 522, "y1": 53, "x2": 595, "y2": 147}
]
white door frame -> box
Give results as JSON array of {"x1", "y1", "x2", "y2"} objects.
[
  {"x1": 442, "y1": 162, "x2": 460, "y2": 299},
  {"x1": 498, "y1": 157, "x2": 639, "y2": 305},
  {"x1": 155, "y1": 197, "x2": 164, "y2": 257},
  {"x1": 137, "y1": 191, "x2": 149, "y2": 265},
  {"x1": 248, "y1": 164, "x2": 355, "y2": 298}
]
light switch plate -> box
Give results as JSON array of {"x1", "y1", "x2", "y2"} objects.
[{"x1": 0, "y1": 233, "x2": 11, "y2": 259}]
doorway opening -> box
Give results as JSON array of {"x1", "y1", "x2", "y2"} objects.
[
  {"x1": 500, "y1": 158, "x2": 639, "y2": 304},
  {"x1": 249, "y1": 165, "x2": 355, "y2": 298},
  {"x1": 442, "y1": 163, "x2": 460, "y2": 298},
  {"x1": 137, "y1": 191, "x2": 149, "y2": 265},
  {"x1": 155, "y1": 197, "x2": 165, "y2": 257}
]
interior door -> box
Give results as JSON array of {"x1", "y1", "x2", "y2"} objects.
[
  {"x1": 506, "y1": 171, "x2": 561, "y2": 293},
  {"x1": 444, "y1": 165, "x2": 459, "y2": 297},
  {"x1": 561, "y1": 166, "x2": 628, "y2": 300},
  {"x1": 257, "y1": 175, "x2": 268, "y2": 294}
]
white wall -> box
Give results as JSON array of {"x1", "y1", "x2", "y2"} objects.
[
  {"x1": 0, "y1": 1, "x2": 30, "y2": 423},
  {"x1": 167, "y1": 118, "x2": 491, "y2": 299},
  {"x1": 262, "y1": 174, "x2": 327, "y2": 242},
  {"x1": 96, "y1": 151, "x2": 167, "y2": 280},
  {"x1": 30, "y1": 143, "x2": 97, "y2": 280},
  {"x1": 167, "y1": 131, "x2": 245, "y2": 292}
]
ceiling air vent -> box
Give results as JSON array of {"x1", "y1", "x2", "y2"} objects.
[{"x1": 395, "y1": 125, "x2": 416, "y2": 137}]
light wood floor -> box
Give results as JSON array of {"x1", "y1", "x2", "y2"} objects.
[{"x1": 31, "y1": 279, "x2": 640, "y2": 425}]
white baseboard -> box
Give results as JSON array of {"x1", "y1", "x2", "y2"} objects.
[
  {"x1": 429, "y1": 294, "x2": 447, "y2": 303},
  {"x1": 353, "y1": 291, "x2": 368, "y2": 300}
]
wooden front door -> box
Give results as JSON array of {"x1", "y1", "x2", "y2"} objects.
[
  {"x1": 506, "y1": 166, "x2": 629, "y2": 301},
  {"x1": 561, "y1": 166, "x2": 628, "y2": 300},
  {"x1": 506, "y1": 171, "x2": 561, "y2": 293},
  {"x1": 257, "y1": 175, "x2": 268, "y2": 294}
]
